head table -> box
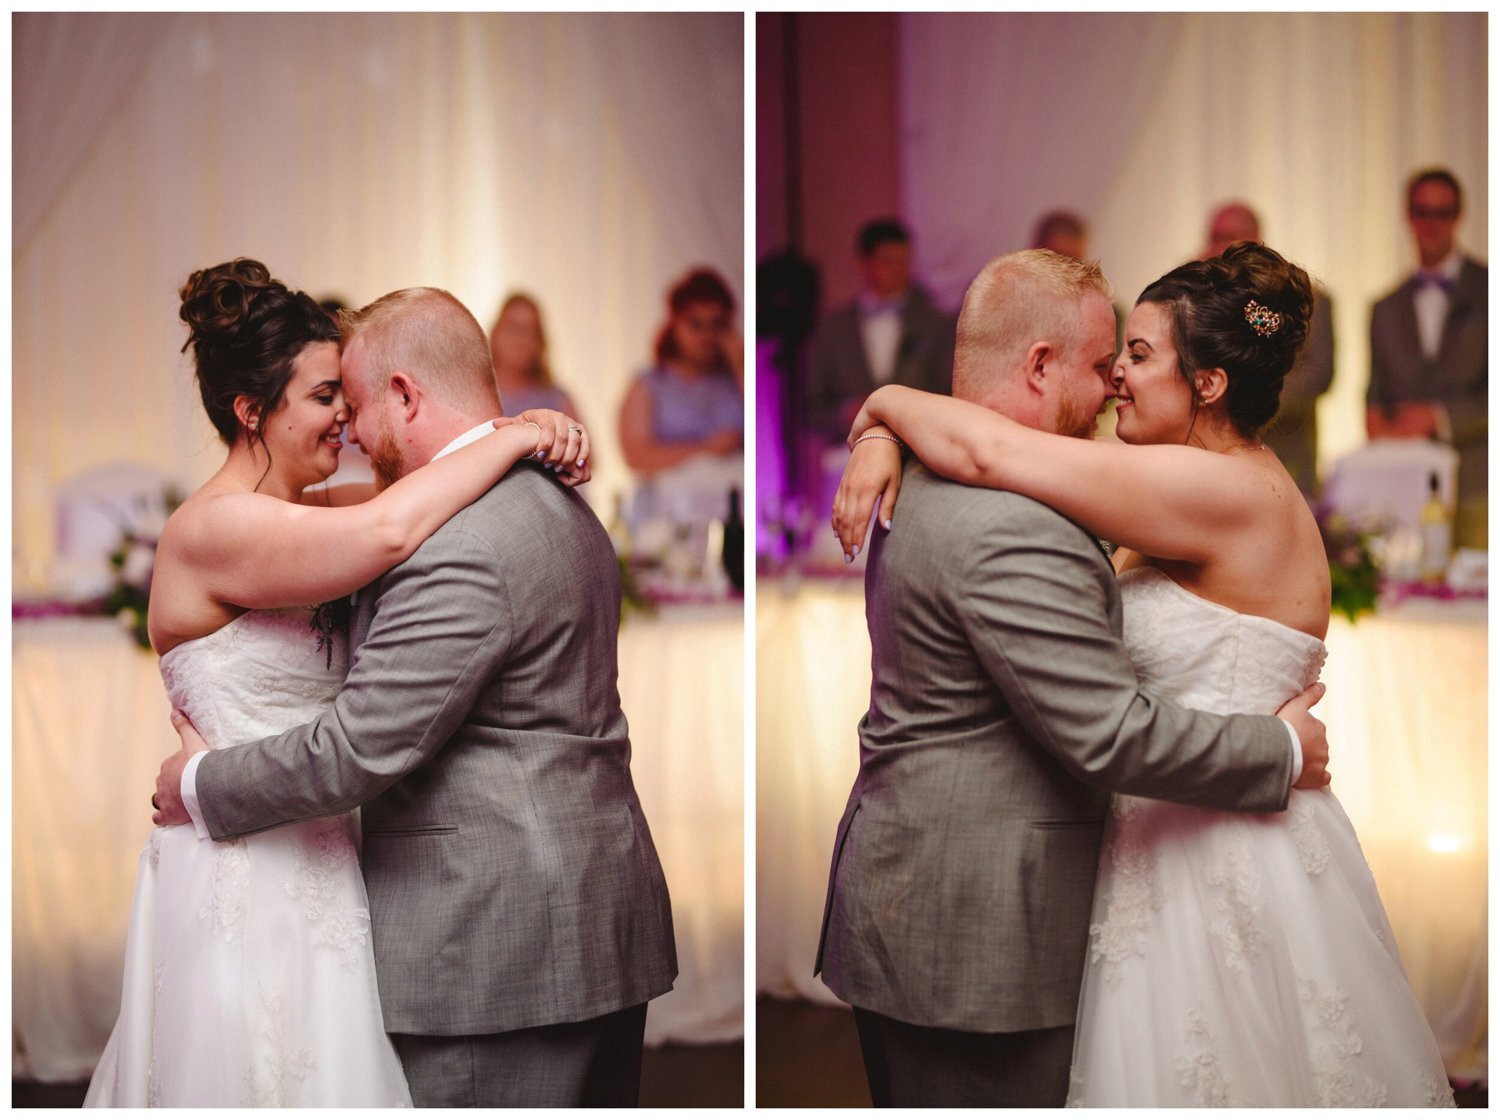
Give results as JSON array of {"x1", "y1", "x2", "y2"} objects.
[
  {"x1": 756, "y1": 575, "x2": 1486, "y2": 1083},
  {"x1": 13, "y1": 600, "x2": 743, "y2": 1082}
]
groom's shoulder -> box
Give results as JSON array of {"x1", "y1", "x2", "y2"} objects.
[
  {"x1": 432, "y1": 461, "x2": 603, "y2": 551},
  {"x1": 904, "y1": 466, "x2": 1079, "y2": 541}
]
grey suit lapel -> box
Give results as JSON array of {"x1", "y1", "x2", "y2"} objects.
[
  {"x1": 1393, "y1": 279, "x2": 1426, "y2": 372},
  {"x1": 1438, "y1": 259, "x2": 1483, "y2": 365}
]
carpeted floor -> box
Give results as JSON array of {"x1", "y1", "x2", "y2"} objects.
[
  {"x1": 756, "y1": 997, "x2": 1486, "y2": 1109},
  {"x1": 13, "y1": 1038, "x2": 744, "y2": 1108}
]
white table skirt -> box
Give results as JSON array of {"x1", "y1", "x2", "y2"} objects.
[
  {"x1": 755, "y1": 578, "x2": 1487, "y2": 1082},
  {"x1": 13, "y1": 603, "x2": 743, "y2": 1081}
]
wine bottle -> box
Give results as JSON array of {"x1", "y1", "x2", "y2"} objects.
[
  {"x1": 1418, "y1": 471, "x2": 1452, "y2": 585},
  {"x1": 721, "y1": 487, "x2": 744, "y2": 592}
]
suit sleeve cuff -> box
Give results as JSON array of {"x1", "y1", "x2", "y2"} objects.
[
  {"x1": 1281, "y1": 720, "x2": 1303, "y2": 786},
  {"x1": 181, "y1": 750, "x2": 211, "y2": 840}
]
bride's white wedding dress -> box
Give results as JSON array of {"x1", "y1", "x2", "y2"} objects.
[
  {"x1": 1066, "y1": 566, "x2": 1453, "y2": 1108},
  {"x1": 84, "y1": 607, "x2": 411, "y2": 1107}
]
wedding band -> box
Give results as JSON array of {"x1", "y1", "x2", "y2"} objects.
[{"x1": 567, "y1": 425, "x2": 583, "y2": 434}]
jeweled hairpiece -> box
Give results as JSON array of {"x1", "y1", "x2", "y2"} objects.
[{"x1": 1243, "y1": 300, "x2": 1282, "y2": 338}]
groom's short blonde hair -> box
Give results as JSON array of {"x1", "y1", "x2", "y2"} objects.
[
  {"x1": 953, "y1": 250, "x2": 1112, "y2": 399},
  {"x1": 340, "y1": 288, "x2": 499, "y2": 413}
]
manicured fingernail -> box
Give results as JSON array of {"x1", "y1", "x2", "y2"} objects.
[
  {"x1": 883, "y1": 519, "x2": 892, "y2": 530},
  {"x1": 852, "y1": 545, "x2": 860, "y2": 559},
  {"x1": 534, "y1": 451, "x2": 546, "y2": 460},
  {"x1": 578, "y1": 459, "x2": 586, "y2": 468},
  {"x1": 844, "y1": 552, "x2": 852, "y2": 563}
]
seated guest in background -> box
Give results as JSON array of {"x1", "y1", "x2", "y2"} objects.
[
  {"x1": 1032, "y1": 209, "x2": 1123, "y2": 349},
  {"x1": 1203, "y1": 202, "x2": 1335, "y2": 497},
  {"x1": 619, "y1": 267, "x2": 743, "y2": 479},
  {"x1": 1368, "y1": 168, "x2": 1487, "y2": 547},
  {"x1": 805, "y1": 219, "x2": 955, "y2": 452},
  {"x1": 490, "y1": 292, "x2": 584, "y2": 421}
]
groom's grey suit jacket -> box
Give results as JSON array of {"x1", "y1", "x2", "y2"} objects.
[
  {"x1": 196, "y1": 461, "x2": 677, "y2": 1036},
  {"x1": 815, "y1": 464, "x2": 1293, "y2": 1034}
]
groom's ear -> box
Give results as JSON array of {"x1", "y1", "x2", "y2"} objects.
[
  {"x1": 1024, "y1": 341, "x2": 1053, "y2": 393},
  {"x1": 387, "y1": 372, "x2": 420, "y2": 419}
]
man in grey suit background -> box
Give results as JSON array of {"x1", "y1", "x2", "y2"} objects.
[
  {"x1": 1367, "y1": 167, "x2": 1487, "y2": 547},
  {"x1": 814, "y1": 250, "x2": 1331, "y2": 1107},
  {"x1": 154, "y1": 287, "x2": 676, "y2": 1107}
]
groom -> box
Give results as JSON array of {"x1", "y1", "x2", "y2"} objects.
[
  {"x1": 153, "y1": 287, "x2": 677, "y2": 1107},
  {"x1": 814, "y1": 250, "x2": 1330, "y2": 1107}
]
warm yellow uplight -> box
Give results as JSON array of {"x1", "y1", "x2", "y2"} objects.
[{"x1": 1428, "y1": 834, "x2": 1462, "y2": 854}]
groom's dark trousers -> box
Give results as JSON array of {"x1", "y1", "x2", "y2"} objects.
[
  {"x1": 852, "y1": 1008, "x2": 1072, "y2": 1107},
  {"x1": 391, "y1": 1003, "x2": 648, "y2": 1108}
]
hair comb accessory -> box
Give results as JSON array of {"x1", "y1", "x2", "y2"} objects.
[{"x1": 1244, "y1": 299, "x2": 1282, "y2": 338}]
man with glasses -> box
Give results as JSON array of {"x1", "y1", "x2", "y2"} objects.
[{"x1": 1367, "y1": 167, "x2": 1488, "y2": 546}]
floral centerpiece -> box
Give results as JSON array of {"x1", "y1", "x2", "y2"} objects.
[
  {"x1": 1316, "y1": 507, "x2": 1382, "y2": 623},
  {"x1": 104, "y1": 488, "x2": 182, "y2": 649}
]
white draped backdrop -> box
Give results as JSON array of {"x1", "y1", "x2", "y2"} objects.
[
  {"x1": 12, "y1": 10, "x2": 744, "y2": 1078},
  {"x1": 14, "y1": 11, "x2": 743, "y2": 582},
  {"x1": 899, "y1": 11, "x2": 1486, "y2": 478}
]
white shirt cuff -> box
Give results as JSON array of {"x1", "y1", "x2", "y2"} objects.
[
  {"x1": 1281, "y1": 720, "x2": 1303, "y2": 786},
  {"x1": 181, "y1": 750, "x2": 211, "y2": 840}
]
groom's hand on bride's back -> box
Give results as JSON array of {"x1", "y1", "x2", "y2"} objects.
[
  {"x1": 150, "y1": 710, "x2": 206, "y2": 827},
  {"x1": 1277, "y1": 682, "x2": 1331, "y2": 790}
]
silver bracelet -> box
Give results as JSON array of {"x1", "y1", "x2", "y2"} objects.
[{"x1": 853, "y1": 432, "x2": 903, "y2": 450}]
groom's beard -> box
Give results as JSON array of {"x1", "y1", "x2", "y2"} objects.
[
  {"x1": 1055, "y1": 383, "x2": 1101, "y2": 440},
  {"x1": 369, "y1": 421, "x2": 406, "y2": 491}
]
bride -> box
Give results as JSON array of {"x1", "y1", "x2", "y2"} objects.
[
  {"x1": 832, "y1": 241, "x2": 1453, "y2": 1107},
  {"x1": 84, "y1": 259, "x2": 589, "y2": 1106}
]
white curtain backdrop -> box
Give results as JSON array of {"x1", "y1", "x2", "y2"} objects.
[
  {"x1": 13, "y1": 12, "x2": 743, "y2": 587},
  {"x1": 899, "y1": 11, "x2": 1486, "y2": 479}
]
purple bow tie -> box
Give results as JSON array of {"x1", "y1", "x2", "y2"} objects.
[{"x1": 1416, "y1": 271, "x2": 1454, "y2": 294}]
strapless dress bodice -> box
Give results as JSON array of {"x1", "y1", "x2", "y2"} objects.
[
  {"x1": 158, "y1": 607, "x2": 348, "y2": 749},
  {"x1": 1118, "y1": 565, "x2": 1326, "y2": 716}
]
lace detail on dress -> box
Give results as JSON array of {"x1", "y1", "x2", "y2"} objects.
[
  {"x1": 283, "y1": 823, "x2": 372, "y2": 971},
  {"x1": 245, "y1": 983, "x2": 316, "y2": 1107},
  {"x1": 147, "y1": 830, "x2": 162, "y2": 871},
  {"x1": 1173, "y1": 1010, "x2": 1230, "y2": 1106},
  {"x1": 201, "y1": 839, "x2": 249, "y2": 943},
  {"x1": 1087, "y1": 797, "x2": 1168, "y2": 987},
  {"x1": 1203, "y1": 841, "x2": 1264, "y2": 969},
  {"x1": 1422, "y1": 1073, "x2": 1458, "y2": 1107},
  {"x1": 1290, "y1": 798, "x2": 1332, "y2": 875},
  {"x1": 1298, "y1": 976, "x2": 1388, "y2": 1106}
]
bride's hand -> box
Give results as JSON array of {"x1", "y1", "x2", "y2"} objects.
[
  {"x1": 499, "y1": 410, "x2": 592, "y2": 487},
  {"x1": 832, "y1": 425, "x2": 903, "y2": 562}
]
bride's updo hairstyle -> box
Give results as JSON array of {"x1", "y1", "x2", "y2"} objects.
[
  {"x1": 179, "y1": 258, "x2": 340, "y2": 447},
  {"x1": 1137, "y1": 241, "x2": 1313, "y2": 438}
]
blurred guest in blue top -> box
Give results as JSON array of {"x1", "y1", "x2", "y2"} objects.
[
  {"x1": 489, "y1": 292, "x2": 582, "y2": 419},
  {"x1": 619, "y1": 267, "x2": 743, "y2": 479}
]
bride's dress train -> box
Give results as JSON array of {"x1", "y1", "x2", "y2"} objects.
[
  {"x1": 84, "y1": 607, "x2": 411, "y2": 1107},
  {"x1": 1066, "y1": 567, "x2": 1453, "y2": 1108}
]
